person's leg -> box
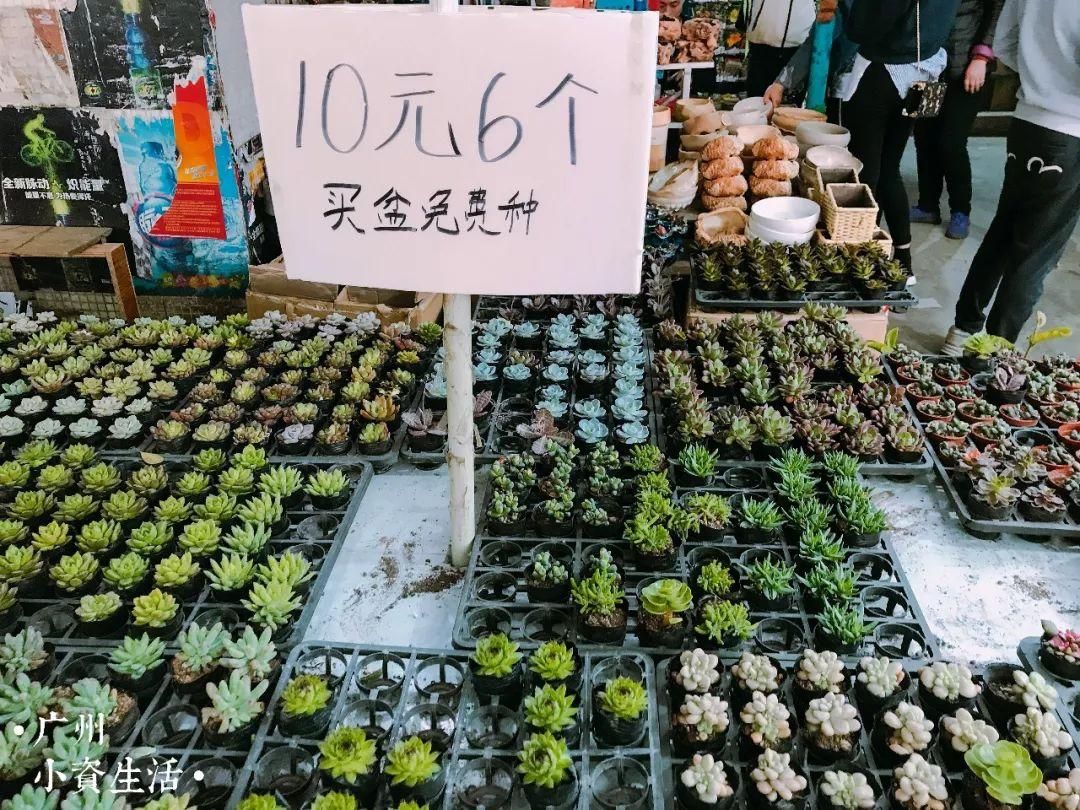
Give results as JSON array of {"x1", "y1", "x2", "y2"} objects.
[
  {"x1": 871, "y1": 87, "x2": 914, "y2": 265},
  {"x1": 952, "y1": 119, "x2": 1080, "y2": 340},
  {"x1": 912, "y1": 115, "x2": 945, "y2": 221},
  {"x1": 843, "y1": 64, "x2": 894, "y2": 193},
  {"x1": 939, "y1": 79, "x2": 989, "y2": 238},
  {"x1": 982, "y1": 122, "x2": 1080, "y2": 341}
]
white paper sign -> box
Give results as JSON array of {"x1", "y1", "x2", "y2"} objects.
[{"x1": 243, "y1": 4, "x2": 657, "y2": 295}]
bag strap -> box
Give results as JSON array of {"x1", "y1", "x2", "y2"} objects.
[{"x1": 914, "y1": 0, "x2": 922, "y2": 64}]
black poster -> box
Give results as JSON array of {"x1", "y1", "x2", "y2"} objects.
[
  {"x1": 0, "y1": 108, "x2": 127, "y2": 228},
  {"x1": 62, "y1": 0, "x2": 207, "y2": 109}
]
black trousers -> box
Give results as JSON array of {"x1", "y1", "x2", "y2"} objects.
[
  {"x1": 746, "y1": 43, "x2": 801, "y2": 98},
  {"x1": 955, "y1": 118, "x2": 1080, "y2": 341},
  {"x1": 913, "y1": 75, "x2": 989, "y2": 216},
  {"x1": 843, "y1": 63, "x2": 915, "y2": 246}
]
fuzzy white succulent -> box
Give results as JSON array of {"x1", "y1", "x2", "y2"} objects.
[
  {"x1": 31, "y1": 419, "x2": 63, "y2": 439},
  {"x1": 918, "y1": 661, "x2": 980, "y2": 702},
  {"x1": 732, "y1": 653, "x2": 780, "y2": 693},
  {"x1": 679, "y1": 694, "x2": 729, "y2": 738},
  {"x1": 804, "y1": 693, "x2": 861, "y2": 742},
  {"x1": 15, "y1": 396, "x2": 47, "y2": 415},
  {"x1": 676, "y1": 648, "x2": 721, "y2": 694},
  {"x1": 821, "y1": 770, "x2": 876, "y2": 810},
  {"x1": 883, "y1": 701, "x2": 933, "y2": 755},
  {"x1": 91, "y1": 397, "x2": 124, "y2": 418},
  {"x1": 0, "y1": 416, "x2": 23, "y2": 438},
  {"x1": 69, "y1": 418, "x2": 101, "y2": 439},
  {"x1": 751, "y1": 749, "x2": 807, "y2": 803},
  {"x1": 941, "y1": 708, "x2": 999, "y2": 752},
  {"x1": 740, "y1": 691, "x2": 791, "y2": 747},
  {"x1": 108, "y1": 416, "x2": 143, "y2": 440},
  {"x1": 125, "y1": 398, "x2": 153, "y2": 416},
  {"x1": 1013, "y1": 707, "x2": 1073, "y2": 758},
  {"x1": 680, "y1": 754, "x2": 734, "y2": 804},
  {"x1": 53, "y1": 397, "x2": 86, "y2": 417},
  {"x1": 796, "y1": 649, "x2": 845, "y2": 693},
  {"x1": 1008, "y1": 670, "x2": 1058, "y2": 710},
  {"x1": 1037, "y1": 768, "x2": 1080, "y2": 810},
  {"x1": 892, "y1": 754, "x2": 948, "y2": 810},
  {"x1": 857, "y1": 656, "x2": 904, "y2": 698}
]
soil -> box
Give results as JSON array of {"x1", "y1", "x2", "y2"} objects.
[
  {"x1": 808, "y1": 729, "x2": 856, "y2": 753},
  {"x1": 110, "y1": 691, "x2": 137, "y2": 729},
  {"x1": 585, "y1": 608, "x2": 627, "y2": 630},
  {"x1": 401, "y1": 566, "x2": 464, "y2": 598}
]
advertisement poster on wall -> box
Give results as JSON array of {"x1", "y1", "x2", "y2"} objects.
[
  {"x1": 0, "y1": 2, "x2": 79, "y2": 107},
  {"x1": 0, "y1": 107, "x2": 127, "y2": 227},
  {"x1": 115, "y1": 77, "x2": 248, "y2": 296},
  {"x1": 62, "y1": 0, "x2": 208, "y2": 108}
]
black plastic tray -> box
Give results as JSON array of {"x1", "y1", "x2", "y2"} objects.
[
  {"x1": 452, "y1": 464, "x2": 939, "y2": 662},
  {"x1": 693, "y1": 283, "x2": 918, "y2": 314},
  {"x1": 231, "y1": 641, "x2": 666, "y2": 810},
  {"x1": 16, "y1": 458, "x2": 373, "y2": 650},
  {"x1": 655, "y1": 652, "x2": 1080, "y2": 810}
]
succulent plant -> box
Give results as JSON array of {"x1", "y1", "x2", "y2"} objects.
[
  {"x1": 49, "y1": 551, "x2": 99, "y2": 592},
  {"x1": 598, "y1": 676, "x2": 647, "y2": 720},
  {"x1": 471, "y1": 632, "x2": 521, "y2": 678},
  {"x1": 919, "y1": 661, "x2": 981, "y2": 702},
  {"x1": 44, "y1": 724, "x2": 108, "y2": 782},
  {"x1": 384, "y1": 735, "x2": 441, "y2": 787},
  {"x1": 942, "y1": 708, "x2": 1000, "y2": 752},
  {"x1": 131, "y1": 588, "x2": 178, "y2": 628},
  {"x1": 528, "y1": 640, "x2": 576, "y2": 683},
  {"x1": 242, "y1": 579, "x2": 301, "y2": 630},
  {"x1": 203, "y1": 670, "x2": 269, "y2": 733},
  {"x1": 281, "y1": 673, "x2": 332, "y2": 718},
  {"x1": 0, "y1": 672, "x2": 53, "y2": 726},
  {"x1": 892, "y1": 754, "x2": 948, "y2": 810},
  {"x1": 820, "y1": 769, "x2": 876, "y2": 810},
  {"x1": 740, "y1": 690, "x2": 792, "y2": 748},
  {"x1": 318, "y1": 726, "x2": 377, "y2": 783},
  {"x1": 108, "y1": 633, "x2": 166, "y2": 679},
  {"x1": 1013, "y1": 707, "x2": 1073, "y2": 759}
]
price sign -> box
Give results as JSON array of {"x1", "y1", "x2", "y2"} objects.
[{"x1": 243, "y1": 4, "x2": 658, "y2": 295}]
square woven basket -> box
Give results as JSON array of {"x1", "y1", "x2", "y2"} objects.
[{"x1": 821, "y1": 182, "x2": 879, "y2": 243}]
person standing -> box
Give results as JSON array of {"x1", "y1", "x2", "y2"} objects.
[
  {"x1": 942, "y1": 0, "x2": 1080, "y2": 351},
  {"x1": 744, "y1": 0, "x2": 817, "y2": 98},
  {"x1": 910, "y1": 0, "x2": 1004, "y2": 240},
  {"x1": 838, "y1": 0, "x2": 961, "y2": 273}
]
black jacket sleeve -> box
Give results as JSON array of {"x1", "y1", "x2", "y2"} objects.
[
  {"x1": 846, "y1": 0, "x2": 914, "y2": 46},
  {"x1": 975, "y1": 0, "x2": 1005, "y2": 47}
]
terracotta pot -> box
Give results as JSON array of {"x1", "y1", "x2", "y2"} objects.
[{"x1": 1057, "y1": 422, "x2": 1080, "y2": 451}]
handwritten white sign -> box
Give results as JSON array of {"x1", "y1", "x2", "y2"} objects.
[{"x1": 243, "y1": 4, "x2": 657, "y2": 295}]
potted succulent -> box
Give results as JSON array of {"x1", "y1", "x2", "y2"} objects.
[
  {"x1": 469, "y1": 632, "x2": 522, "y2": 706},
  {"x1": 744, "y1": 556, "x2": 796, "y2": 611},
  {"x1": 528, "y1": 640, "x2": 580, "y2": 692},
  {"x1": 108, "y1": 633, "x2": 167, "y2": 695},
  {"x1": 891, "y1": 754, "x2": 949, "y2": 810},
  {"x1": 676, "y1": 444, "x2": 720, "y2": 488},
  {"x1": 672, "y1": 693, "x2": 729, "y2": 756},
  {"x1": 522, "y1": 683, "x2": 579, "y2": 744},
  {"x1": 730, "y1": 653, "x2": 782, "y2": 704},
  {"x1": 803, "y1": 692, "x2": 861, "y2": 763},
  {"x1": 961, "y1": 740, "x2": 1042, "y2": 810},
  {"x1": 1039, "y1": 621, "x2": 1080, "y2": 680},
  {"x1": 817, "y1": 603, "x2": 874, "y2": 654},
  {"x1": 668, "y1": 648, "x2": 722, "y2": 702},
  {"x1": 571, "y1": 569, "x2": 627, "y2": 644},
  {"x1": 306, "y1": 469, "x2": 351, "y2": 511},
  {"x1": 749, "y1": 749, "x2": 807, "y2": 810},
  {"x1": 695, "y1": 600, "x2": 754, "y2": 649},
  {"x1": 638, "y1": 579, "x2": 692, "y2": 648},
  {"x1": 384, "y1": 736, "x2": 444, "y2": 804},
  {"x1": 56, "y1": 676, "x2": 139, "y2": 739},
  {"x1": 854, "y1": 656, "x2": 908, "y2": 715},
  {"x1": 593, "y1": 674, "x2": 647, "y2": 746},
  {"x1": 132, "y1": 588, "x2": 181, "y2": 638},
  {"x1": 1011, "y1": 708, "x2": 1073, "y2": 770},
  {"x1": 525, "y1": 551, "x2": 570, "y2": 603},
  {"x1": 517, "y1": 732, "x2": 577, "y2": 809},
  {"x1": 202, "y1": 670, "x2": 269, "y2": 747},
  {"x1": 279, "y1": 672, "x2": 333, "y2": 736},
  {"x1": 49, "y1": 551, "x2": 100, "y2": 596},
  {"x1": 875, "y1": 701, "x2": 935, "y2": 765},
  {"x1": 1019, "y1": 485, "x2": 1067, "y2": 523}
]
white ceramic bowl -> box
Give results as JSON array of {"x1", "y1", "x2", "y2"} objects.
[
  {"x1": 795, "y1": 121, "x2": 851, "y2": 147},
  {"x1": 733, "y1": 97, "x2": 774, "y2": 117},
  {"x1": 748, "y1": 219, "x2": 814, "y2": 246},
  {"x1": 735, "y1": 124, "x2": 782, "y2": 148},
  {"x1": 806, "y1": 144, "x2": 864, "y2": 173},
  {"x1": 750, "y1": 197, "x2": 821, "y2": 234},
  {"x1": 723, "y1": 110, "x2": 767, "y2": 128}
]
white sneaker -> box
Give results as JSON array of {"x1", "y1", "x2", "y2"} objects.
[{"x1": 940, "y1": 326, "x2": 971, "y2": 357}]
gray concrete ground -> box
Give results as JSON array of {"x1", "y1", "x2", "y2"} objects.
[
  {"x1": 892, "y1": 137, "x2": 1080, "y2": 356},
  {"x1": 306, "y1": 137, "x2": 1080, "y2": 666}
]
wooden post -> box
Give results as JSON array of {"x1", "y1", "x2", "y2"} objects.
[{"x1": 430, "y1": 0, "x2": 475, "y2": 567}]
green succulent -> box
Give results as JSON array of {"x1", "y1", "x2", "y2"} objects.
[
  {"x1": 640, "y1": 579, "x2": 692, "y2": 626},
  {"x1": 218, "y1": 467, "x2": 255, "y2": 497},
  {"x1": 598, "y1": 676, "x2": 647, "y2": 720},
  {"x1": 745, "y1": 557, "x2": 796, "y2": 601},
  {"x1": 0, "y1": 519, "x2": 28, "y2": 546},
  {"x1": 128, "y1": 464, "x2": 169, "y2": 498},
  {"x1": 0, "y1": 584, "x2": 14, "y2": 614},
  {"x1": 207, "y1": 553, "x2": 256, "y2": 592},
  {"x1": 0, "y1": 673, "x2": 53, "y2": 726},
  {"x1": 178, "y1": 519, "x2": 221, "y2": 558},
  {"x1": 79, "y1": 462, "x2": 122, "y2": 496},
  {"x1": 232, "y1": 445, "x2": 270, "y2": 472},
  {"x1": 964, "y1": 741, "x2": 1042, "y2": 805},
  {"x1": 235, "y1": 493, "x2": 283, "y2": 527},
  {"x1": 7, "y1": 490, "x2": 54, "y2": 521},
  {"x1": 35, "y1": 464, "x2": 74, "y2": 493},
  {"x1": 305, "y1": 469, "x2": 349, "y2": 498},
  {"x1": 153, "y1": 496, "x2": 192, "y2": 525},
  {"x1": 242, "y1": 579, "x2": 301, "y2": 630},
  {"x1": 76, "y1": 592, "x2": 122, "y2": 623},
  {"x1": 281, "y1": 673, "x2": 332, "y2": 718},
  {"x1": 131, "y1": 588, "x2": 179, "y2": 628},
  {"x1": 801, "y1": 563, "x2": 858, "y2": 603},
  {"x1": 59, "y1": 678, "x2": 119, "y2": 725},
  {"x1": 819, "y1": 603, "x2": 874, "y2": 645},
  {"x1": 471, "y1": 632, "x2": 521, "y2": 678},
  {"x1": 59, "y1": 444, "x2": 97, "y2": 469},
  {"x1": 696, "y1": 600, "x2": 755, "y2": 643},
  {"x1": 53, "y1": 494, "x2": 98, "y2": 523},
  {"x1": 0, "y1": 545, "x2": 42, "y2": 584},
  {"x1": 31, "y1": 521, "x2": 71, "y2": 554},
  {"x1": 175, "y1": 621, "x2": 228, "y2": 674},
  {"x1": 108, "y1": 633, "x2": 166, "y2": 678},
  {"x1": 175, "y1": 471, "x2": 212, "y2": 498},
  {"x1": 204, "y1": 670, "x2": 269, "y2": 732},
  {"x1": 571, "y1": 568, "x2": 622, "y2": 618},
  {"x1": 102, "y1": 552, "x2": 150, "y2": 591},
  {"x1": 224, "y1": 522, "x2": 272, "y2": 557},
  {"x1": 14, "y1": 440, "x2": 58, "y2": 469},
  {"x1": 102, "y1": 490, "x2": 148, "y2": 522},
  {"x1": 44, "y1": 724, "x2": 108, "y2": 781},
  {"x1": 678, "y1": 443, "x2": 720, "y2": 479},
  {"x1": 154, "y1": 552, "x2": 199, "y2": 588},
  {"x1": 75, "y1": 519, "x2": 121, "y2": 554},
  {"x1": 696, "y1": 560, "x2": 735, "y2": 597},
  {"x1": 192, "y1": 448, "x2": 228, "y2": 473},
  {"x1": 235, "y1": 796, "x2": 282, "y2": 810},
  {"x1": 517, "y1": 732, "x2": 573, "y2": 790},
  {"x1": 318, "y1": 726, "x2": 378, "y2": 783},
  {"x1": 221, "y1": 626, "x2": 278, "y2": 681},
  {"x1": 49, "y1": 551, "x2": 99, "y2": 592},
  {"x1": 126, "y1": 521, "x2": 173, "y2": 557},
  {"x1": 310, "y1": 795, "x2": 357, "y2": 810},
  {"x1": 384, "y1": 736, "x2": 441, "y2": 788},
  {"x1": 256, "y1": 551, "x2": 313, "y2": 589},
  {"x1": 529, "y1": 640, "x2": 576, "y2": 683},
  {"x1": 523, "y1": 684, "x2": 577, "y2": 733},
  {"x1": 194, "y1": 493, "x2": 238, "y2": 523}
]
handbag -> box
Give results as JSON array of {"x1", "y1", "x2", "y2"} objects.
[{"x1": 902, "y1": 0, "x2": 947, "y2": 118}]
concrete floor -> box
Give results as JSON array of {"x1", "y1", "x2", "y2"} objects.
[
  {"x1": 892, "y1": 137, "x2": 1080, "y2": 356},
  {"x1": 305, "y1": 138, "x2": 1080, "y2": 666}
]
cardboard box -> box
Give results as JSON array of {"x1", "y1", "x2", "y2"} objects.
[
  {"x1": 246, "y1": 291, "x2": 336, "y2": 320},
  {"x1": 247, "y1": 259, "x2": 340, "y2": 301},
  {"x1": 333, "y1": 287, "x2": 443, "y2": 329}
]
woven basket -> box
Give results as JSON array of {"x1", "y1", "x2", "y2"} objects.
[
  {"x1": 815, "y1": 227, "x2": 893, "y2": 257},
  {"x1": 801, "y1": 162, "x2": 861, "y2": 199},
  {"x1": 822, "y1": 183, "x2": 878, "y2": 242}
]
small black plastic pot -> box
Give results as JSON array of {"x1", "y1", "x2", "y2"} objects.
[
  {"x1": 746, "y1": 772, "x2": 807, "y2": 810},
  {"x1": 254, "y1": 746, "x2": 320, "y2": 807},
  {"x1": 813, "y1": 624, "x2": 862, "y2": 656},
  {"x1": 409, "y1": 431, "x2": 444, "y2": 453},
  {"x1": 1039, "y1": 639, "x2": 1080, "y2": 681},
  {"x1": 177, "y1": 758, "x2": 237, "y2": 810},
  {"x1": 141, "y1": 704, "x2": 200, "y2": 749},
  {"x1": 966, "y1": 495, "x2": 1013, "y2": 521},
  {"x1": 592, "y1": 703, "x2": 646, "y2": 747},
  {"x1": 870, "y1": 711, "x2": 936, "y2": 768},
  {"x1": 853, "y1": 670, "x2": 910, "y2": 717},
  {"x1": 139, "y1": 610, "x2": 183, "y2": 640},
  {"x1": 112, "y1": 659, "x2": 166, "y2": 701},
  {"x1": 524, "y1": 766, "x2": 579, "y2": 810},
  {"x1": 982, "y1": 663, "x2": 1027, "y2": 723},
  {"x1": 202, "y1": 715, "x2": 258, "y2": 749},
  {"x1": 469, "y1": 659, "x2": 524, "y2": 708},
  {"x1": 674, "y1": 465, "x2": 713, "y2": 489},
  {"x1": 76, "y1": 605, "x2": 128, "y2": 639},
  {"x1": 279, "y1": 703, "x2": 333, "y2": 738},
  {"x1": 456, "y1": 756, "x2": 515, "y2": 810},
  {"x1": 917, "y1": 679, "x2": 976, "y2": 721},
  {"x1": 632, "y1": 544, "x2": 677, "y2": 572},
  {"x1": 387, "y1": 766, "x2": 447, "y2": 806},
  {"x1": 577, "y1": 603, "x2": 628, "y2": 645},
  {"x1": 635, "y1": 608, "x2": 687, "y2": 649},
  {"x1": 487, "y1": 516, "x2": 526, "y2": 537},
  {"x1": 524, "y1": 569, "x2": 570, "y2": 604},
  {"x1": 804, "y1": 727, "x2": 862, "y2": 765},
  {"x1": 309, "y1": 490, "x2": 350, "y2": 511}
]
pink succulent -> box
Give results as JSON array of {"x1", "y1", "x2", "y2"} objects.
[{"x1": 1049, "y1": 629, "x2": 1080, "y2": 657}]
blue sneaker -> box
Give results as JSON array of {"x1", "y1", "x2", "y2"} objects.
[
  {"x1": 946, "y1": 212, "x2": 970, "y2": 240},
  {"x1": 910, "y1": 206, "x2": 942, "y2": 225}
]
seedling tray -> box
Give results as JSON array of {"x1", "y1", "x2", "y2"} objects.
[
  {"x1": 655, "y1": 653, "x2": 1080, "y2": 810},
  {"x1": 693, "y1": 282, "x2": 918, "y2": 314},
  {"x1": 452, "y1": 463, "x2": 938, "y2": 662},
  {"x1": 1017, "y1": 635, "x2": 1080, "y2": 747},
  {"x1": 230, "y1": 641, "x2": 665, "y2": 810},
  {"x1": 894, "y1": 359, "x2": 1080, "y2": 539},
  {"x1": 15, "y1": 459, "x2": 373, "y2": 650}
]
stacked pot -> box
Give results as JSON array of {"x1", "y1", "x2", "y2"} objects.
[
  {"x1": 748, "y1": 135, "x2": 800, "y2": 199},
  {"x1": 699, "y1": 134, "x2": 747, "y2": 212},
  {"x1": 679, "y1": 103, "x2": 726, "y2": 164}
]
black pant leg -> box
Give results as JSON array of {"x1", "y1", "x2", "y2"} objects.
[
  {"x1": 938, "y1": 78, "x2": 989, "y2": 216},
  {"x1": 877, "y1": 107, "x2": 915, "y2": 246},
  {"x1": 913, "y1": 114, "x2": 945, "y2": 213},
  {"x1": 844, "y1": 64, "x2": 895, "y2": 192}
]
